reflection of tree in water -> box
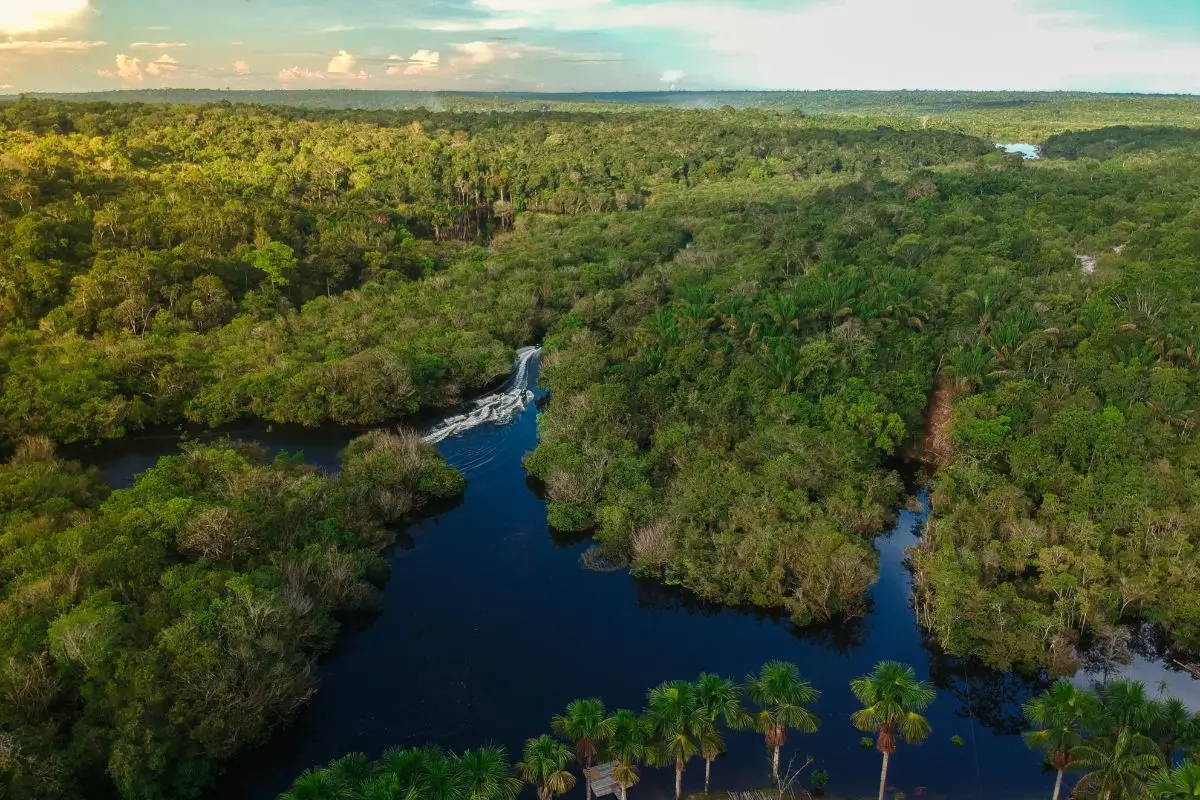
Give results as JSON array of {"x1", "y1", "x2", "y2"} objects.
[
  {"x1": 630, "y1": 577, "x2": 868, "y2": 654},
  {"x1": 525, "y1": 473, "x2": 547, "y2": 500},
  {"x1": 785, "y1": 608, "x2": 869, "y2": 654},
  {"x1": 926, "y1": 643, "x2": 1052, "y2": 736},
  {"x1": 1077, "y1": 626, "x2": 1135, "y2": 685},
  {"x1": 547, "y1": 526, "x2": 593, "y2": 549},
  {"x1": 1076, "y1": 622, "x2": 1197, "y2": 689}
]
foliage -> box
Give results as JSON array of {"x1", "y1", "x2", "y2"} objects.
[
  {"x1": 745, "y1": 661, "x2": 821, "y2": 780},
  {"x1": 3, "y1": 92, "x2": 1200, "y2": 798},
  {"x1": 850, "y1": 661, "x2": 936, "y2": 754},
  {"x1": 0, "y1": 432, "x2": 461, "y2": 799},
  {"x1": 1021, "y1": 679, "x2": 1200, "y2": 800},
  {"x1": 517, "y1": 735, "x2": 576, "y2": 800},
  {"x1": 276, "y1": 745, "x2": 522, "y2": 800}
]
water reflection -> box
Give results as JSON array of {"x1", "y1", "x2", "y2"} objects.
[{"x1": 927, "y1": 652, "x2": 1051, "y2": 736}]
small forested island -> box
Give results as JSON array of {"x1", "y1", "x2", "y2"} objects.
[{"x1": 0, "y1": 90, "x2": 1199, "y2": 800}]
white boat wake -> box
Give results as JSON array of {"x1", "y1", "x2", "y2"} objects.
[{"x1": 423, "y1": 346, "x2": 541, "y2": 444}]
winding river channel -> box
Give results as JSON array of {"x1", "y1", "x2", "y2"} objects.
[{"x1": 75, "y1": 355, "x2": 1198, "y2": 800}]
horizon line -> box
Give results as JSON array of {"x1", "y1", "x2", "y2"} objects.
[{"x1": 4, "y1": 87, "x2": 1199, "y2": 98}]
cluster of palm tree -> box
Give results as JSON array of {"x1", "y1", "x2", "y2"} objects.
[
  {"x1": 277, "y1": 746, "x2": 523, "y2": 800},
  {"x1": 276, "y1": 660, "x2": 936, "y2": 800},
  {"x1": 1023, "y1": 678, "x2": 1200, "y2": 800},
  {"x1": 525, "y1": 660, "x2": 934, "y2": 800}
]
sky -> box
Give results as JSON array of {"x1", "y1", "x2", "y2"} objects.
[{"x1": 0, "y1": 0, "x2": 1198, "y2": 94}]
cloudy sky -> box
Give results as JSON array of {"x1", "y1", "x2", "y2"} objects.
[{"x1": 1, "y1": 0, "x2": 1198, "y2": 93}]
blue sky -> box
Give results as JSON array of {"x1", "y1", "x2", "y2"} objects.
[{"x1": 1, "y1": 0, "x2": 1198, "y2": 93}]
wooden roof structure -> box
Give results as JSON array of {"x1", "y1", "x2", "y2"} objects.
[{"x1": 585, "y1": 762, "x2": 622, "y2": 798}]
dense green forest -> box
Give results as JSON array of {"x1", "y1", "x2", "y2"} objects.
[
  {"x1": 0, "y1": 431, "x2": 462, "y2": 797},
  {"x1": 1, "y1": 93, "x2": 1200, "y2": 798},
  {"x1": 12, "y1": 89, "x2": 1200, "y2": 140}
]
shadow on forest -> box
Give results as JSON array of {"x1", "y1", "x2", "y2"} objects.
[{"x1": 1043, "y1": 126, "x2": 1200, "y2": 160}]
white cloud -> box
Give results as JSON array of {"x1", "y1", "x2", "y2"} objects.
[
  {"x1": 0, "y1": 84, "x2": 11, "y2": 90},
  {"x1": 660, "y1": 68, "x2": 684, "y2": 84},
  {"x1": 387, "y1": 49, "x2": 440, "y2": 76},
  {"x1": 98, "y1": 52, "x2": 178, "y2": 83},
  {"x1": 451, "y1": 40, "x2": 526, "y2": 67},
  {"x1": 129, "y1": 41, "x2": 189, "y2": 49},
  {"x1": 0, "y1": 0, "x2": 93, "y2": 35},
  {"x1": 0, "y1": 38, "x2": 105, "y2": 53},
  {"x1": 278, "y1": 65, "x2": 324, "y2": 84},
  {"x1": 415, "y1": 18, "x2": 530, "y2": 32},
  {"x1": 233, "y1": 59, "x2": 250, "y2": 76},
  {"x1": 327, "y1": 49, "x2": 355, "y2": 74},
  {"x1": 465, "y1": 0, "x2": 1200, "y2": 92},
  {"x1": 326, "y1": 49, "x2": 368, "y2": 81},
  {"x1": 98, "y1": 54, "x2": 144, "y2": 83},
  {"x1": 145, "y1": 53, "x2": 178, "y2": 78}
]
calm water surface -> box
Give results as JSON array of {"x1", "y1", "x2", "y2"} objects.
[{"x1": 78, "y1": 360, "x2": 1197, "y2": 800}]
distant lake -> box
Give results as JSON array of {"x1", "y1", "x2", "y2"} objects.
[
  {"x1": 996, "y1": 142, "x2": 1041, "y2": 159},
  {"x1": 78, "y1": 356, "x2": 1197, "y2": 800}
]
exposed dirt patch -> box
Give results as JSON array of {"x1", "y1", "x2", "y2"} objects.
[{"x1": 918, "y1": 378, "x2": 961, "y2": 467}]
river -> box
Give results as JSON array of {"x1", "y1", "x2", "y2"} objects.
[{"x1": 75, "y1": 355, "x2": 1198, "y2": 800}]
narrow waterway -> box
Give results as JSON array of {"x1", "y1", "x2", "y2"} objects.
[{"x1": 76, "y1": 356, "x2": 1197, "y2": 800}]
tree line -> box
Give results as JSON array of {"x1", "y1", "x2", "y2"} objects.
[
  {"x1": 279, "y1": 663, "x2": 1200, "y2": 800},
  {"x1": 278, "y1": 660, "x2": 936, "y2": 800},
  {"x1": 1023, "y1": 678, "x2": 1200, "y2": 800}
]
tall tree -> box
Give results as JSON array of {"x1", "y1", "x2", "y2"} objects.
[
  {"x1": 517, "y1": 736, "x2": 576, "y2": 800},
  {"x1": 551, "y1": 698, "x2": 614, "y2": 800},
  {"x1": 247, "y1": 240, "x2": 298, "y2": 287},
  {"x1": 1072, "y1": 729, "x2": 1164, "y2": 800},
  {"x1": 745, "y1": 661, "x2": 821, "y2": 782},
  {"x1": 850, "y1": 661, "x2": 936, "y2": 800},
  {"x1": 1023, "y1": 680, "x2": 1097, "y2": 800},
  {"x1": 605, "y1": 709, "x2": 647, "y2": 800},
  {"x1": 1149, "y1": 698, "x2": 1196, "y2": 761},
  {"x1": 459, "y1": 746, "x2": 523, "y2": 800},
  {"x1": 695, "y1": 673, "x2": 751, "y2": 792},
  {"x1": 1099, "y1": 680, "x2": 1158, "y2": 735},
  {"x1": 643, "y1": 679, "x2": 707, "y2": 800}
]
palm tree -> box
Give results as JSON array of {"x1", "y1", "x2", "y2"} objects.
[
  {"x1": 354, "y1": 774, "x2": 405, "y2": 800},
  {"x1": 745, "y1": 660, "x2": 821, "y2": 783},
  {"x1": 551, "y1": 698, "x2": 615, "y2": 800},
  {"x1": 460, "y1": 746, "x2": 523, "y2": 800},
  {"x1": 1099, "y1": 679, "x2": 1157, "y2": 735},
  {"x1": 697, "y1": 672, "x2": 752, "y2": 731},
  {"x1": 326, "y1": 753, "x2": 373, "y2": 794},
  {"x1": 699, "y1": 728, "x2": 725, "y2": 794},
  {"x1": 1149, "y1": 760, "x2": 1200, "y2": 799},
  {"x1": 1072, "y1": 728, "x2": 1164, "y2": 800},
  {"x1": 517, "y1": 735, "x2": 576, "y2": 800},
  {"x1": 605, "y1": 709, "x2": 646, "y2": 800},
  {"x1": 695, "y1": 673, "x2": 752, "y2": 791},
  {"x1": 379, "y1": 746, "x2": 429, "y2": 796},
  {"x1": 1023, "y1": 680, "x2": 1097, "y2": 800},
  {"x1": 644, "y1": 679, "x2": 708, "y2": 800},
  {"x1": 850, "y1": 661, "x2": 936, "y2": 800},
  {"x1": 277, "y1": 767, "x2": 339, "y2": 800},
  {"x1": 420, "y1": 747, "x2": 469, "y2": 800},
  {"x1": 1150, "y1": 698, "x2": 1196, "y2": 761}
]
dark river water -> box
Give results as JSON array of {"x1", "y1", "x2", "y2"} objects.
[{"x1": 76, "y1": 359, "x2": 1198, "y2": 800}]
